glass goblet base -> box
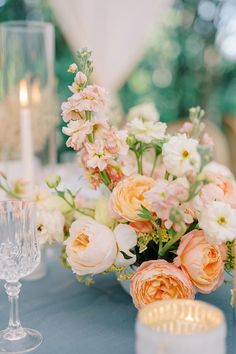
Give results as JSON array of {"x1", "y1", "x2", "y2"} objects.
[{"x1": 0, "y1": 328, "x2": 42, "y2": 353}]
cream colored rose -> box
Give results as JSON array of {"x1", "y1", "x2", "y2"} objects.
[
  {"x1": 65, "y1": 218, "x2": 117, "y2": 275},
  {"x1": 109, "y1": 175, "x2": 156, "y2": 222}
]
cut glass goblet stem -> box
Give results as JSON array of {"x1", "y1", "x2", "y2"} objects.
[{"x1": 0, "y1": 200, "x2": 43, "y2": 353}]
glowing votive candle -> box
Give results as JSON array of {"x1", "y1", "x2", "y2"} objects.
[{"x1": 136, "y1": 300, "x2": 226, "y2": 354}]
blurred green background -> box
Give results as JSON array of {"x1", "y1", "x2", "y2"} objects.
[{"x1": 1, "y1": 0, "x2": 236, "y2": 149}]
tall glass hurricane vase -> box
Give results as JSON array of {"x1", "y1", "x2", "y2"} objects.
[
  {"x1": 0, "y1": 201, "x2": 42, "y2": 353},
  {"x1": 0, "y1": 21, "x2": 57, "y2": 182}
]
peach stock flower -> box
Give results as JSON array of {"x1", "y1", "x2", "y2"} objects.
[
  {"x1": 61, "y1": 100, "x2": 82, "y2": 122},
  {"x1": 207, "y1": 173, "x2": 236, "y2": 208},
  {"x1": 130, "y1": 260, "x2": 195, "y2": 309},
  {"x1": 69, "y1": 71, "x2": 87, "y2": 93},
  {"x1": 92, "y1": 115, "x2": 109, "y2": 139},
  {"x1": 145, "y1": 177, "x2": 189, "y2": 222},
  {"x1": 69, "y1": 84, "x2": 107, "y2": 112},
  {"x1": 85, "y1": 140, "x2": 111, "y2": 171},
  {"x1": 179, "y1": 122, "x2": 193, "y2": 135},
  {"x1": 109, "y1": 174, "x2": 156, "y2": 222},
  {"x1": 201, "y1": 133, "x2": 214, "y2": 150},
  {"x1": 203, "y1": 162, "x2": 233, "y2": 179},
  {"x1": 104, "y1": 128, "x2": 129, "y2": 156},
  {"x1": 68, "y1": 63, "x2": 78, "y2": 73},
  {"x1": 105, "y1": 164, "x2": 124, "y2": 188},
  {"x1": 193, "y1": 171, "x2": 236, "y2": 212},
  {"x1": 62, "y1": 120, "x2": 93, "y2": 151},
  {"x1": 174, "y1": 230, "x2": 225, "y2": 294},
  {"x1": 61, "y1": 85, "x2": 107, "y2": 122}
]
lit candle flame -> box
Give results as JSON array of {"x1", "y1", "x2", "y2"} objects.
[{"x1": 19, "y1": 80, "x2": 29, "y2": 107}]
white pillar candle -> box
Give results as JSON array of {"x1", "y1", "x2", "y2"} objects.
[
  {"x1": 136, "y1": 300, "x2": 226, "y2": 354},
  {"x1": 19, "y1": 80, "x2": 34, "y2": 183}
]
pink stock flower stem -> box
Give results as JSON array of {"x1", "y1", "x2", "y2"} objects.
[{"x1": 100, "y1": 170, "x2": 111, "y2": 187}]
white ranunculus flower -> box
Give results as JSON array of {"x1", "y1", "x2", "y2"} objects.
[
  {"x1": 162, "y1": 134, "x2": 200, "y2": 177},
  {"x1": 127, "y1": 118, "x2": 167, "y2": 144},
  {"x1": 114, "y1": 224, "x2": 137, "y2": 267},
  {"x1": 65, "y1": 218, "x2": 117, "y2": 275},
  {"x1": 37, "y1": 208, "x2": 65, "y2": 245},
  {"x1": 199, "y1": 201, "x2": 236, "y2": 244},
  {"x1": 127, "y1": 102, "x2": 160, "y2": 122}
]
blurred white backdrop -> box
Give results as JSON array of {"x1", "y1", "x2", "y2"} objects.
[{"x1": 49, "y1": 0, "x2": 174, "y2": 93}]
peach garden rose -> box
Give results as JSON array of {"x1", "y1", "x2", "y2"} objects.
[
  {"x1": 130, "y1": 260, "x2": 195, "y2": 309},
  {"x1": 109, "y1": 174, "x2": 156, "y2": 222},
  {"x1": 174, "y1": 230, "x2": 225, "y2": 294}
]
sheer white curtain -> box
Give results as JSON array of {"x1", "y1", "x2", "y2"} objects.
[{"x1": 49, "y1": 0, "x2": 174, "y2": 92}]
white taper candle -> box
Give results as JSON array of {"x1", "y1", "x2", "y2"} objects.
[{"x1": 19, "y1": 80, "x2": 34, "y2": 183}]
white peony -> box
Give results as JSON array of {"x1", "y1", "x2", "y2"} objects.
[
  {"x1": 127, "y1": 102, "x2": 160, "y2": 122},
  {"x1": 114, "y1": 224, "x2": 137, "y2": 267},
  {"x1": 37, "y1": 209, "x2": 65, "y2": 245},
  {"x1": 127, "y1": 118, "x2": 167, "y2": 144},
  {"x1": 199, "y1": 201, "x2": 236, "y2": 244},
  {"x1": 162, "y1": 134, "x2": 200, "y2": 177}
]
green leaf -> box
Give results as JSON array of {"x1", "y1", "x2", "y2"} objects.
[
  {"x1": 137, "y1": 205, "x2": 156, "y2": 221},
  {"x1": 56, "y1": 190, "x2": 65, "y2": 199},
  {"x1": 120, "y1": 251, "x2": 133, "y2": 260}
]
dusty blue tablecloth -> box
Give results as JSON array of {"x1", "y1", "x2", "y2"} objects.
[{"x1": 0, "y1": 247, "x2": 235, "y2": 354}]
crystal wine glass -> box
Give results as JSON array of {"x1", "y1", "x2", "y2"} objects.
[{"x1": 0, "y1": 200, "x2": 42, "y2": 353}]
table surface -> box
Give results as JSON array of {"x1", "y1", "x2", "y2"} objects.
[{"x1": 0, "y1": 247, "x2": 235, "y2": 354}]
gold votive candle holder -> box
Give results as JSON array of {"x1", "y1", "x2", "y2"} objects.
[{"x1": 136, "y1": 300, "x2": 226, "y2": 354}]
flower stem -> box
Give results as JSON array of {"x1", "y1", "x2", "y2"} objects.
[
  {"x1": 158, "y1": 224, "x2": 186, "y2": 258},
  {"x1": 150, "y1": 152, "x2": 158, "y2": 177},
  {"x1": 100, "y1": 170, "x2": 111, "y2": 187},
  {"x1": 88, "y1": 132, "x2": 94, "y2": 143},
  {"x1": 137, "y1": 156, "x2": 143, "y2": 175},
  {"x1": 85, "y1": 111, "x2": 92, "y2": 121},
  {"x1": 54, "y1": 188, "x2": 94, "y2": 217},
  {"x1": 0, "y1": 184, "x2": 21, "y2": 200}
]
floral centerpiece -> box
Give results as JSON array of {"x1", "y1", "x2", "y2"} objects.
[{"x1": 1, "y1": 49, "x2": 236, "y2": 309}]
